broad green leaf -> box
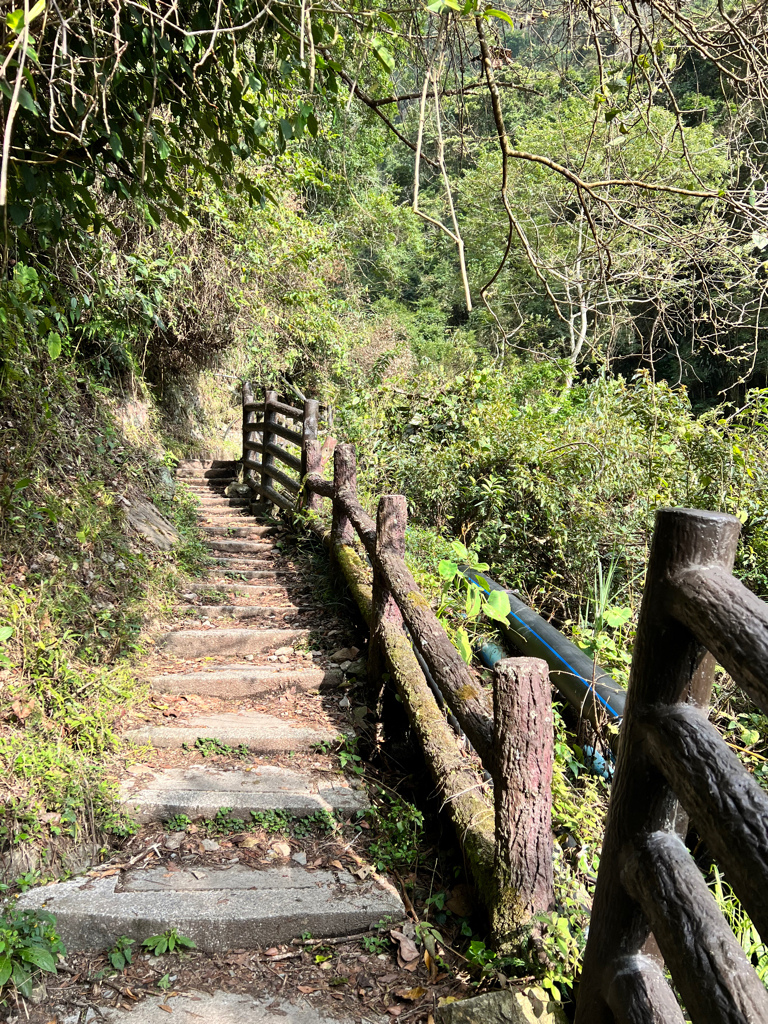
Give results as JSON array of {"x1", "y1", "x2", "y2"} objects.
[
  {"x1": 465, "y1": 586, "x2": 481, "y2": 619},
  {"x1": 21, "y1": 946, "x2": 56, "y2": 972},
  {"x1": 379, "y1": 12, "x2": 399, "y2": 30},
  {"x1": 371, "y1": 38, "x2": 394, "y2": 72},
  {"x1": 174, "y1": 934, "x2": 196, "y2": 948},
  {"x1": 485, "y1": 8, "x2": 516, "y2": 28},
  {"x1": 438, "y1": 559, "x2": 458, "y2": 581},
  {"x1": 16, "y1": 88, "x2": 38, "y2": 115},
  {"x1": 483, "y1": 589, "x2": 511, "y2": 623},
  {"x1": 450, "y1": 540, "x2": 469, "y2": 561},
  {"x1": 0, "y1": 626, "x2": 13, "y2": 642},
  {"x1": 0, "y1": 956, "x2": 11, "y2": 987},
  {"x1": 109, "y1": 132, "x2": 123, "y2": 160},
  {"x1": 456, "y1": 628, "x2": 472, "y2": 665},
  {"x1": 603, "y1": 606, "x2": 632, "y2": 628},
  {"x1": 47, "y1": 331, "x2": 61, "y2": 359}
]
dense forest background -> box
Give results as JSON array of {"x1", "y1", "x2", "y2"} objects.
[{"x1": 1, "y1": 0, "x2": 768, "y2": 997}]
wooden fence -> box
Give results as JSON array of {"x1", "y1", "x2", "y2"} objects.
[{"x1": 242, "y1": 386, "x2": 768, "y2": 1017}]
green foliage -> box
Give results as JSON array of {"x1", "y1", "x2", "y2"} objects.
[
  {"x1": 363, "y1": 790, "x2": 424, "y2": 872},
  {"x1": 141, "y1": 929, "x2": 196, "y2": 957},
  {"x1": 710, "y1": 865, "x2": 768, "y2": 988},
  {"x1": 164, "y1": 814, "x2": 192, "y2": 833},
  {"x1": 436, "y1": 540, "x2": 511, "y2": 662},
  {"x1": 0, "y1": 906, "x2": 65, "y2": 1001},
  {"x1": 108, "y1": 936, "x2": 135, "y2": 972},
  {"x1": 191, "y1": 737, "x2": 250, "y2": 759}
]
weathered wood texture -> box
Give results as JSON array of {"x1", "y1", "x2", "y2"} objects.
[
  {"x1": 244, "y1": 441, "x2": 302, "y2": 474},
  {"x1": 622, "y1": 831, "x2": 768, "y2": 1023},
  {"x1": 669, "y1": 565, "x2": 768, "y2": 716},
  {"x1": 331, "y1": 444, "x2": 358, "y2": 548},
  {"x1": 303, "y1": 439, "x2": 322, "y2": 513},
  {"x1": 242, "y1": 382, "x2": 257, "y2": 484},
  {"x1": 370, "y1": 496, "x2": 406, "y2": 691},
  {"x1": 259, "y1": 389, "x2": 279, "y2": 501},
  {"x1": 302, "y1": 400, "x2": 319, "y2": 480},
  {"x1": 260, "y1": 463, "x2": 300, "y2": 494},
  {"x1": 575, "y1": 508, "x2": 751, "y2": 1024},
  {"x1": 250, "y1": 419, "x2": 303, "y2": 447},
  {"x1": 639, "y1": 702, "x2": 768, "y2": 942},
  {"x1": 264, "y1": 397, "x2": 303, "y2": 420},
  {"x1": 491, "y1": 657, "x2": 553, "y2": 946},
  {"x1": 252, "y1": 482, "x2": 294, "y2": 511},
  {"x1": 604, "y1": 955, "x2": 686, "y2": 1024}
]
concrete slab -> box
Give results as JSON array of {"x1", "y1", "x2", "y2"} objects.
[
  {"x1": 209, "y1": 569, "x2": 301, "y2": 580},
  {"x1": 160, "y1": 627, "x2": 310, "y2": 657},
  {"x1": 175, "y1": 605, "x2": 305, "y2": 620},
  {"x1": 150, "y1": 665, "x2": 340, "y2": 697},
  {"x1": 18, "y1": 863, "x2": 403, "y2": 951},
  {"x1": 89, "y1": 990, "x2": 378, "y2": 1023},
  {"x1": 121, "y1": 864, "x2": 354, "y2": 892},
  {"x1": 187, "y1": 583, "x2": 291, "y2": 596},
  {"x1": 207, "y1": 540, "x2": 277, "y2": 554},
  {"x1": 121, "y1": 764, "x2": 367, "y2": 821},
  {"x1": 202, "y1": 526, "x2": 276, "y2": 538},
  {"x1": 122, "y1": 711, "x2": 340, "y2": 751}
]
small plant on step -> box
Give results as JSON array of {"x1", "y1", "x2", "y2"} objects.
[
  {"x1": 337, "y1": 735, "x2": 363, "y2": 776},
  {"x1": 0, "y1": 906, "x2": 66, "y2": 1003},
  {"x1": 363, "y1": 790, "x2": 424, "y2": 872},
  {"x1": 193, "y1": 736, "x2": 250, "y2": 758},
  {"x1": 142, "y1": 929, "x2": 197, "y2": 956},
  {"x1": 164, "y1": 814, "x2": 192, "y2": 833},
  {"x1": 108, "y1": 936, "x2": 135, "y2": 971}
]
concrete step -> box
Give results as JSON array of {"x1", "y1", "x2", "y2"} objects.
[
  {"x1": 121, "y1": 764, "x2": 366, "y2": 822},
  {"x1": 176, "y1": 467, "x2": 237, "y2": 478},
  {"x1": 186, "y1": 583, "x2": 293, "y2": 597},
  {"x1": 123, "y1": 711, "x2": 339, "y2": 752},
  {"x1": 160, "y1": 627, "x2": 310, "y2": 657},
  {"x1": 208, "y1": 568, "x2": 301, "y2": 580},
  {"x1": 73, "y1": 991, "x2": 360, "y2": 1023},
  {"x1": 151, "y1": 664, "x2": 339, "y2": 697},
  {"x1": 194, "y1": 497, "x2": 250, "y2": 508},
  {"x1": 177, "y1": 460, "x2": 238, "y2": 472},
  {"x1": 202, "y1": 525, "x2": 275, "y2": 538},
  {"x1": 206, "y1": 539, "x2": 277, "y2": 554},
  {"x1": 17, "y1": 861, "x2": 403, "y2": 952},
  {"x1": 175, "y1": 605, "x2": 307, "y2": 621}
]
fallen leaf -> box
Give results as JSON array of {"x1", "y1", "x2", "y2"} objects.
[
  {"x1": 396, "y1": 987, "x2": 426, "y2": 1002},
  {"x1": 387, "y1": 1006, "x2": 404, "y2": 1017},
  {"x1": 445, "y1": 884, "x2": 473, "y2": 917},
  {"x1": 159, "y1": 1006, "x2": 173, "y2": 1013},
  {"x1": 330, "y1": 859, "x2": 343, "y2": 870},
  {"x1": 298, "y1": 986, "x2": 319, "y2": 994},
  {"x1": 390, "y1": 929, "x2": 419, "y2": 963},
  {"x1": 239, "y1": 835, "x2": 260, "y2": 849},
  {"x1": 265, "y1": 948, "x2": 279, "y2": 956},
  {"x1": 271, "y1": 842, "x2": 291, "y2": 858}
]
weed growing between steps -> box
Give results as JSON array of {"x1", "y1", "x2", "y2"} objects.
[{"x1": 0, "y1": 364, "x2": 211, "y2": 869}]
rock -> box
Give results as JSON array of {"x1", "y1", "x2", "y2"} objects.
[
  {"x1": 436, "y1": 988, "x2": 569, "y2": 1024},
  {"x1": 292, "y1": 851, "x2": 308, "y2": 866},
  {"x1": 339, "y1": 696, "x2": 351, "y2": 709},
  {"x1": 269, "y1": 842, "x2": 291, "y2": 860},
  {"x1": 330, "y1": 647, "x2": 359, "y2": 663},
  {"x1": 275, "y1": 646, "x2": 294, "y2": 656},
  {"x1": 201, "y1": 839, "x2": 220, "y2": 852},
  {"x1": 165, "y1": 832, "x2": 186, "y2": 851},
  {"x1": 125, "y1": 494, "x2": 179, "y2": 551},
  {"x1": 345, "y1": 658, "x2": 367, "y2": 677},
  {"x1": 27, "y1": 980, "x2": 47, "y2": 1005},
  {"x1": 156, "y1": 466, "x2": 177, "y2": 500},
  {"x1": 226, "y1": 483, "x2": 252, "y2": 499}
]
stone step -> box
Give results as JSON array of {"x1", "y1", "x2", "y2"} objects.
[
  {"x1": 177, "y1": 460, "x2": 238, "y2": 472},
  {"x1": 151, "y1": 664, "x2": 339, "y2": 697},
  {"x1": 175, "y1": 605, "x2": 306, "y2": 621},
  {"x1": 122, "y1": 711, "x2": 339, "y2": 752},
  {"x1": 194, "y1": 497, "x2": 250, "y2": 508},
  {"x1": 202, "y1": 525, "x2": 275, "y2": 538},
  {"x1": 208, "y1": 568, "x2": 301, "y2": 580},
  {"x1": 186, "y1": 583, "x2": 292, "y2": 596},
  {"x1": 206, "y1": 539, "x2": 277, "y2": 554},
  {"x1": 121, "y1": 764, "x2": 366, "y2": 822},
  {"x1": 177, "y1": 468, "x2": 237, "y2": 479},
  {"x1": 160, "y1": 627, "x2": 310, "y2": 657},
  {"x1": 17, "y1": 861, "x2": 402, "y2": 952},
  {"x1": 76, "y1": 992, "x2": 360, "y2": 1023}
]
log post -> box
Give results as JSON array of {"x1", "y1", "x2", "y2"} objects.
[
  {"x1": 575, "y1": 508, "x2": 741, "y2": 1024},
  {"x1": 370, "y1": 495, "x2": 407, "y2": 702},
  {"x1": 491, "y1": 657, "x2": 554, "y2": 948},
  {"x1": 242, "y1": 381, "x2": 257, "y2": 486},
  {"x1": 260, "y1": 389, "x2": 278, "y2": 501},
  {"x1": 332, "y1": 444, "x2": 356, "y2": 547},
  {"x1": 303, "y1": 439, "x2": 322, "y2": 513},
  {"x1": 302, "y1": 401, "x2": 321, "y2": 513}
]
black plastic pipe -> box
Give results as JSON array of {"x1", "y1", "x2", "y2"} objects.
[{"x1": 462, "y1": 567, "x2": 626, "y2": 733}]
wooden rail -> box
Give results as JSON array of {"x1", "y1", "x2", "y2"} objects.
[
  {"x1": 240, "y1": 385, "x2": 554, "y2": 940},
  {"x1": 242, "y1": 387, "x2": 768, "y2": 1009},
  {"x1": 575, "y1": 508, "x2": 768, "y2": 1024}
]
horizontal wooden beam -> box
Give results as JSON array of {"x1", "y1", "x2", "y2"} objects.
[
  {"x1": 265, "y1": 397, "x2": 303, "y2": 420},
  {"x1": 669, "y1": 565, "x2": 768, "y2": 715},
  {"x1": 262, "y1": 464, "x2": 300, "y2": 494},
  {"x1": 243, "y1": 401, "x2": 265, "y2": 414},
  {"x1": 249, "y1": 420, "x2": 303, "y2": 447},
  {"x1": 640, "y1": 702, "x2": 768, "y2": 940},
  {"x1": 252, "y1": 482, "x2": 295, "y2": 511},
  {"x1": 622, "y1": 831, "x2": 768, "y2": 1024},
  {"x1": 244, "y1": 441, "x2": 302, "y2": 474},
  {"x1": 306, "y1": 473, "x2": 334, "y2": 499}
]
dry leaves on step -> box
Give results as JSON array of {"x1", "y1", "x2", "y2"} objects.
[
  {"x1": 390, "y1": 926, "x2": 419, "y2": 969},
  {"x1": 396, "y1": 987, "x2": 426, "y2": 1002},
  {"x1": 11, "y1": 699, "x2": 35, "y2": 721}
]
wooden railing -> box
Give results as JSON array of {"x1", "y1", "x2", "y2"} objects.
[
  {"x1": 242, "y1": 386, "x2": 768, "y2": 1012},
  {"x1": 575, "y1": 507, "x2": 768, "y2": 1024},
  {"x1": 240, "y1": 384, "x2": 555, "y2": 940}
]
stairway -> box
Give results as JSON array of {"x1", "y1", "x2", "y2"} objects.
[{"x1": 19, "y1": 459, "x2": 403, "y2": 953}]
